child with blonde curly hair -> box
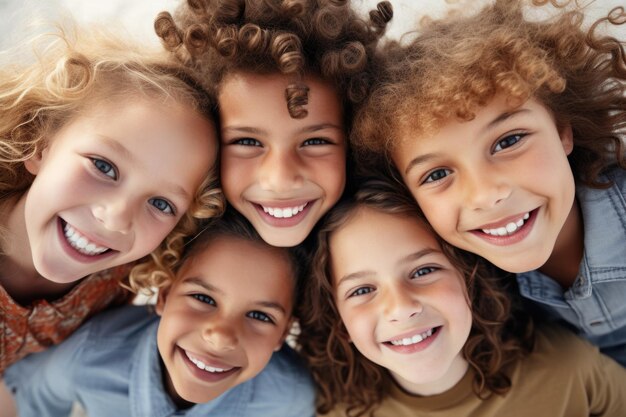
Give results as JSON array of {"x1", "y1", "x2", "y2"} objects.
[
  {"x1": 155, "y1": 0, "x2": 392, "y2": 247},
  {"x1": 298, "y1": 176, "x2": 626, "y2": 417},
  {"x1": 0, "y1": 24, "x2": 223, "y2": 373},
  {"x1": 352, "y1": 0, "x2": 626, "y2": 365}
]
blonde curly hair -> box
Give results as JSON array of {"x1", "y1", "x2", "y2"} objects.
[
  {"x1": 352, "y1": 0, "x2": 626, "y2": 187},
  {"x1": 0, "y1": 24, "x2": 224, "y2": 292}
]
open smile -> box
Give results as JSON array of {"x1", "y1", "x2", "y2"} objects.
[
  {"x1": 383, "y1": 326, "x2": 441, "y2": 353},
  {"x1": 252, "y1": 200, "x2": 315, "y2": 227},
  {"x1": 58, "y1": 218, "x2": 115, "y2": 261},
  {"x1": 180, "y1": 348, "x2": 240, "y2": 383},
  {"x1": 471, "y1": 208, "x2": 538, "y2": 245}
]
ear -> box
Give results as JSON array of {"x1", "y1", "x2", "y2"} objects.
[
  {"x1": 155, "y1": 285, "x2": 172, "y2": 316},
  {"x1": 24, "y1": 149, "x2": 45, "y2": 175},
  {"x1": 274, "y1": 318, "x2": 295, "y2": 352},
  {"x1": 559, "y1": 123, "x2": 574, "y2": 156}
]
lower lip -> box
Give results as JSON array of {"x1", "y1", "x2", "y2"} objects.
[
  {"x1": 471, "y1": 208, "x2": 538, "y2": 246},
  {"x1": 179, "y1": 347, "x2": 240, "y2": 383},
  {"x1": 58, "y1": 218, "x2": 115, "y2": 263},
  {"x1": 253, "y1": 201, "x2": 314, "y2": 228},
  {"x1": 384, "y1": 327, "x2": 441, "y2": 354}
]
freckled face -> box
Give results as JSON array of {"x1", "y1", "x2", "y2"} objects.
[{"x1": 219, "y1": 72, "x2": 346, "y2": 247}]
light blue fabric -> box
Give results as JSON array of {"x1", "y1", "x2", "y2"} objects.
[
  {"x1": 4, "y1": 305, "x2": 315, "y2": 417},
  {"x1": 517, "y1": 166, "x2": 626, "y2": 366}
]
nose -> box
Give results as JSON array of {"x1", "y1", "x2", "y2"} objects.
[
  {"x1": 462, "y1": 164, "x2": 512, "y2": 210},
  {"x1": 258, "y1": 149, "x2": 304, "y2": 193},
  {"x1": 383, "y1": 285, "x2": 423, "y2": 322},
  {"x1": 92, "y1": 197, "x2": 135, "y2": 234},
  {"x1": 202, "y1": 320, "x2": 238, "y2": 352}
]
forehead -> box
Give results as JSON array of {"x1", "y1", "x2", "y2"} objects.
[
  {"x1": 177, "y1": 235, "x2": 295, "y2": 292},
  {"x1": 330, "y1": 208, "x2": 440, "y2": 267}
]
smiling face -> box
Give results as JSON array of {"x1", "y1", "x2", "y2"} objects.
[
  {"x1": 219, "y1": 72, "x2": 346, "y2": 247},
  {"x1": 330, "y1": 207, "x2": 472, "y2": 396},
  {"x1": 156, "y1": 234, "x2": 294, "y2": 406},
  {"x1": 22, "y1": 96, "x2": 216, "y2": 283},
  {"x1": 391, "y1": 94, "x2": 577, "y2": 273}
]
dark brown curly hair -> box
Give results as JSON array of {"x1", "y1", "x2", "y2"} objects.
[
  {"x1": 352, "y1": 0, "x2": 626, "y2": 188},
  {"x1": 154, "y1": 0, "x2": 392, "y2": 121},
  {"x1": 297, "y1": 174, "x2": 534, "y2": 417}
]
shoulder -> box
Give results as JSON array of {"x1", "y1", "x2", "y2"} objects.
[{"x1": 79, "y1": 304, "x2": 158, "y2": 346}]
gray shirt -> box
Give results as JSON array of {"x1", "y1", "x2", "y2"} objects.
[{"x1": 5, "y1": 305, "x2": 315, "y2": 417}]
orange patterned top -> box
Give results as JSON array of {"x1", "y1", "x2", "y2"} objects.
[{"x1": 0, "y1": 265, "x2": 133, "y2": 374}]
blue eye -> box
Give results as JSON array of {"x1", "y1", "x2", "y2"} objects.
[
  {"x1": 303, "y1": 138, "x2": 329, "y2": 146},
  {"x1": 423, "y1": 168, "x2": 451, "y2": 184},
  {"x1": 234, "y1": 138, "x2": 262, "y2": 146},
  {"x1": 149, "y1": 198, "x2": 175, "y2": 215},
  {"x1": 349, "y1": 287, "x2": 373, "y2": 297},
  {"x1": 191, "y1": 294, "x2": 215, "y2": 305},
  {"x1": 411, "y1": 266, "x2": 438, "y2": 278},
  {"x1": 493, "y1": 134, "x2": 524, "y2": 153},
  {"x1": 247, "y1": 311, "x2": 273, "y2": 323},
  {"x1": 91, "y1": 158, "x2": 117, "y2": 179}
]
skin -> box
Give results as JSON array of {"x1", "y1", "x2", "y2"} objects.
[
  {"x1": 1, "y1": 96, "x2": 216, "y2": 296},
  {"x1": 330, "y1": 207, "x2": 472, "y2": 396},
  {"x1": 156, "y1": 235, "x2": 294, "y2": 407},
  {"x1": 392, "y1": 94, "x2": 580, "y2": 285},
  {"x1": 219, "y1": 71, "x2": 346, "y2": 247}
]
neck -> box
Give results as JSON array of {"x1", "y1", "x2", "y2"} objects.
[
  {"x1": 391, "y1": 355, "x2": 469, "y2": 396},
  {"x1": 0, "y1": 192, "x2": 77, "y2": 305},
  {"x1": 538, "y1": 198, "x2": 584, "y2": 289}
]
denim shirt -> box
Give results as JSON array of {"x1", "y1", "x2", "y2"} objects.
[
  {"x1": 4, "y1": 305, "x2": 315, "y2": 417},
  {"x1": 516, "y1": 166, "x2": 626, "y2": 366}
]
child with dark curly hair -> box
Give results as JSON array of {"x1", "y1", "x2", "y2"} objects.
[
  {"x1": 155, "y1": 0, "x2": 392, "y2": 247},
  {"x1": 298, "y1": 176, "x2": 626, "y2": 417},
  {"x1": 352, "y1": 0, "x2": 626, "y2": 365}
]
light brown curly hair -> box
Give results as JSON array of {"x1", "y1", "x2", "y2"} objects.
[
  {"x1": 352, "y1": 0, "x2": 626, "y2": 188},
  {"x1": 154, "y1": 0, "x2": 392, "y2": 122},
  {"x1": 0, "y1": 24, "x2": 224, "y2": 292},
  {"x1": 297, "y1": 174, "x2": 534, "y2": 417}
]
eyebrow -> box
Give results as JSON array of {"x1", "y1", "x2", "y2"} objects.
[
  {"x1": 336, "y1": 248, "x2": 439, "y2": 286},
  {"x1": 98, "y1": 135, "x2": 191, "y2": 201},
  {"x1": 181, "y1": 277, "x2": 287, "y2": 315},
  {"x1": 404, "y1": 108, "x2": 532, "y2": 176},
  {"x1": 222, "y1": 123, "x2": 343, "y2": 136}
]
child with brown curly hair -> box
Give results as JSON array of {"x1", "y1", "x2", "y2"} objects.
[
  {"x1": 0, "y1": 24, "x2": 224, "y2": 374},
  {"x1": 298, "y1": 176, "x2": 626, "y2": 417},
  {"x1": 5, "y1": 211, "x2": 313, "y2": 417},
  {"x1": 155, "y1": 0, "x2": 392, "y2": 247},
  {"x1": 352, "y1": 0, "x2": 626, "y2": 365}
]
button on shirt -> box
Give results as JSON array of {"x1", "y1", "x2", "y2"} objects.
[
  {"x1": 4, "y1": 305, "x2": 315, "y2": 417},
  {"x1": 516, "y1": 166, "x2": 626, "y2": 366}
]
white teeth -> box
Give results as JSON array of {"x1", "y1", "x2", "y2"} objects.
[
  {"x1": 482, "y1": 212, "x2": 530, "y2": 237},
  {"x1": 389, "y1": 328, "x2": 434, "y2": 346},
  {"x1": 184, "y1": 351, "x2": 233, "y2": 373},
  {"x1": 63, "y1": 223, "x2": 109, "y2": 256},
  {"x1": 262, "y1": 203, "x2": 307, "y2": 219}
]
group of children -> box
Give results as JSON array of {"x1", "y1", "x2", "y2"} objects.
[{"x1": 0, "y1": 0, "x2": 625, "y2": 416}]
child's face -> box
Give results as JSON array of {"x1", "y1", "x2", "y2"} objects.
[
  {"x1": 219, "y1": 72, "x2": 346, "y2": 247},
  {"x1": 330, "y1": 207, "x2": 472, "y2": 396},
  {"x1": 23, "y1": 97, "x2": 216, "y2": 283},
  {"x1": 156, "y1": 235, "x2": 294, "y2": 406},
  {"x1": 392, "y1": 94, "x2": 576, "y2": 273}
]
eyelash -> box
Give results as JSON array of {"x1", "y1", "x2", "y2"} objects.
[
  {"x1": 411, "y1": 266, "x2": 439, "y2": 279},
  {"x1": 247, "y1": 311, "x2": 274, "y2": 324},
  {"x1": 349, "y1": 286, "x2": 374, "y2": 298},
  {"x1": 233, "y1": 138, "x2": 262, "y2": 147},
  {"x1": 303, "y1": 137, "x2": 330, "y2": 146},
  {"x1": 492, "y1": 133, "x2": 526, "y2": 153},
  {"x1": 422, "y1": 168, "x2": 452, "y2": 184},
  {"x1": 91, "y1": 157, "x2": 117, "y2": 180},
  {"x1": 191, "y1": 293, "x2": 216, "y2": 305},
  {"x1": 149, "y1": 198, "x2": 176, "y2": 215}
]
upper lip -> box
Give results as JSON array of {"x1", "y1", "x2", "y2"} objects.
[
  {"x1": 251, "y1": 199, "x2": 314, "y2": 209},
  {"x1": 473, "y1": 210, "x2": 533, "y2": 231},
  {"x1": 382, "y1": 326, "x2": 438, "y2": 344},
  {"x1": 62, "y1": 218, "x2": 116, "y2": 251}
]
